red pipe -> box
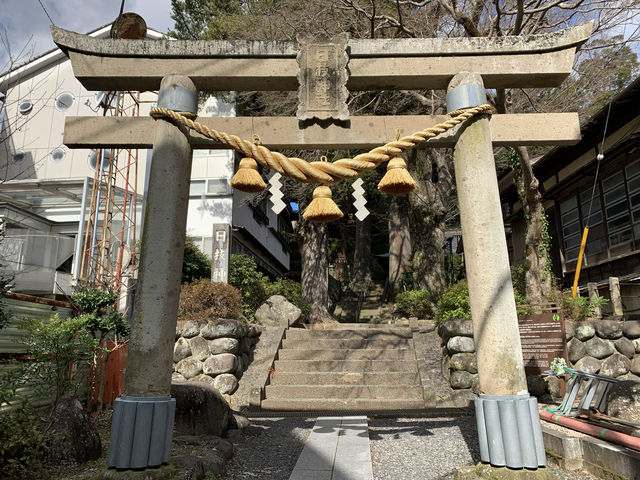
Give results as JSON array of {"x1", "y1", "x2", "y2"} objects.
[{"x1": 540, "y1": 410, "x2": 640, "y2": 452}]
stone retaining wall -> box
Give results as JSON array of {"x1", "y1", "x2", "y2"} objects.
[
  {"x1": 566, "y1": 320, "x2": 640, "y2": 380},
  {"x1": 437, "y1": 318, "x2": 640, "y2": 399},
  {"x1": 172, "y1": 318, "x2": 261, "y2": 396},
  {"x1": 438, "y1": 319, "x2": 478, "y2": 397}
]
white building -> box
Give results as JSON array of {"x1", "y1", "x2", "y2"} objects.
[{"x1": 0, "y1": 25, "x2": 292, "y2": 298}]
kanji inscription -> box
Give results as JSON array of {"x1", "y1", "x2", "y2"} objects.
[
  {"x1": 211, "y1": 223, "x2": 231, "y2": 283},
  {"x1": 296, "y1": 34, "x2": 349, "y2": 121}
]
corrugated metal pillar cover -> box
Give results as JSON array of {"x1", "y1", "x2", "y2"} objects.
[
  {"x1": 475, "y1": 394, "x2": 546, "y2": 469},
  {"x1": 107, "y1": 396, "x2": 176, "y2": 469}
]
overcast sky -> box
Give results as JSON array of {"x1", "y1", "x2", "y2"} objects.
[{"x1": 1, "y1": 0, "x2": 174, "y2": 72}]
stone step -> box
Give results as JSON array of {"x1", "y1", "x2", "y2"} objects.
[
  {"x1": 261, "y1": 398, "x2": 425, "y2": 411},
  {"x1": 265, "y1": 384, "x2": 424, "y2": 400},
  {"x1": 278, "y1": 348, "x2": 415, "y2": 361},
  {"x1": 269, "y1": 371, "x2": 421, "y2": 386},
  {"x1": 281, "y1": 337, "x2": 414, "y2": 350},
  {"x1": 285, "y1": 327, "x2": 412, "y2": 339},
  {"x1": 273, "y1": 359, "x2": 418, "y2": 373}
]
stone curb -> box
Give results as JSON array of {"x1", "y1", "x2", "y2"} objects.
[
  {"x1": 541, "y1": 424, "x2": 640, "y2": 479},
  {"x1": 250, "y1": 327, "x2": 285, "y2": 408}
]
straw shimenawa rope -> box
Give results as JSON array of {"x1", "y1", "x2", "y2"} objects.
[{"x1": 149, "y1": 104, "x2": 492, "y2": 185}]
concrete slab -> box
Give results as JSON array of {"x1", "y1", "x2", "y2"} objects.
[{"x1": 289, "y1": 416, "x2": 374, "y2": 480}]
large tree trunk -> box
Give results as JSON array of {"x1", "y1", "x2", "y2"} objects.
[
  {"x1": 335, "y1": 222, "x2": 348, "y2": 282},
  {"x1": 301, "y1": 220, "x2": 332, "y2": 323},
  {"x1": 515, "y1": 145, "x2": 553, "y2": 304},
  {"x1": 387, "y1": 194, "x2": 412, "y2": 302},
  {"x1": 407, "y1": 149, "x2": 454, "y2": 297},
  {"x1": 351, "y1": 216, "x2": 371, "y2": 292}
]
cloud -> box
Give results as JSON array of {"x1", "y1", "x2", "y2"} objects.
[{"x1": 1, "y1": 0, "x2": 173, "y2": 73}]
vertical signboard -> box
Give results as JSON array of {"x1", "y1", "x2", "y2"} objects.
[
  {"x1": 518, "y1": 313, "x2": 568, "y2": 375},
  {"x1": 211, "y1": 223, "x2": 231, "y2": 283}
]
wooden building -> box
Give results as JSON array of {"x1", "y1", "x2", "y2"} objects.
[{"x1": 501, "y1": 77, "x2": 640, "y2": 316}]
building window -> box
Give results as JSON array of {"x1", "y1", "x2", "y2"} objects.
[
  {"x1": 560, "y1": 196, "x2": 581, "y2": 261},
  {"x1": 18, "y1": 100, "x2": 33, "y2": 114},
  {"x1": 50, "y1": 148, "x2": 65, "y2": 163},
  {"x1": 189, "y1": 178, "x2": 231, "y2": 197},
  {"x1": 189, "y1": 236, "x2": 213, "y2": 259},
  {"x1": 603, "y1": 169, "x2": 631, "y2": 248},
  {"x1": 11, "y1": 150, "x2": 26, "y2": 163},
  {"x1": 88, "y1": 150, "x2": 111, "y2": 170},
  {"x1": 55, "y1": 92, "x2": 75, "y2": 112},
  {"x1": 626, "y1": 159, "x2": 640, "y2": 242}
]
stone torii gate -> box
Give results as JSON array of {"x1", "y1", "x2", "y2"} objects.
[{"x1": 53, "y1": 23, "x2": 591, "y2": 476}]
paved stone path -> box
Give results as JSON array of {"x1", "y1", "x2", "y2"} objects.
[{"x1": 289, "y1": 416, "x2": 374, "y2": 480}]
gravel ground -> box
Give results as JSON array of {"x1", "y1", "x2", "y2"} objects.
[
  {"x1": 369, "y1": 416, "x2": 480, "y2": 480},
  {"x1": 224, "y1": 415, "x2": 601, "y2": 480},
  {"x1": 224, "y1": 417, "x2": 314, "y2": 480},
  {"x1": 369, "y1": 416, "x2": 600, "y2": 480}
]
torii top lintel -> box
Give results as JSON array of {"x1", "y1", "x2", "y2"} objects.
[{"x1": 51, "y1": 23, "x2": 592, "y2": 92}]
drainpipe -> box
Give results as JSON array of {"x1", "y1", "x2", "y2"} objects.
[{"x1": 540, "y1": 410, "x2": 640, "y2": 452}]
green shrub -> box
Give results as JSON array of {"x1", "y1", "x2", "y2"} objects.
[
  {"x1": 550, "y1": 289, "x2": 609, "y2": 320},
  {"x1": 23, "y1": 314, "x2": 95, "y2": 403},
  {"x1": 266, "y1": 278, "x2": 311, "y2": 315},
  {"x1": 229, "y1": 254, "x2": 270, "y2": 320},
  {"x1": 182, "y1": 237, "x2": 212, "y2": 284},
  {"x1": 229, "y1": 254, "x2": 309, "y2": 321},
  {"x1": 510, "y1": 264, "x2": 527, "y2": 300},
  {"x1": 0, "y1": 363, "x2": 47, "y2": 477},
  {"x1": 436, "y1": 280, "x2": 472, "y2": 324},
  {"x1": 179, "y1": 278, "x2": 242, "y2": 322},
  {"x1": 394, "y1": 289, "x2": 434, "y2": 319},
  {"x1": 436, "y1": 278, "x2": 537, "y2": 324}
]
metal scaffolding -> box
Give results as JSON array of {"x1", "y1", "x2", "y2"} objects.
[{"x1": 78, "y1": 91, "x2": 144, "y2": 292}]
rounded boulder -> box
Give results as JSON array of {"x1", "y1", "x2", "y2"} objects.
[
  {"x1": 447, "y1": 336, "x2": 475, "y2": 354},
  {"x1": 600, "y1": 353, "x2": 631, "y2": 378},
  {"x1": 574, "y1": 322, "x2": 595, "y2": 341},
  {"x1": 189, "y1": 335, "x2": 210, "y2": 361},
  {"x1": 606, "y1": 380, "x2": 640, "y2": 424},
  {"x1": 584, "y1": 337, "x2": 615, "y2": 359},
  {"x1": 203, "y1": 353, "x2": 237, "y2": 376},
  {"x1": 213, "y1": 374, "x2": 239, "y2": 395},
  {"x1": 594, "y1": 320, "x2": 623, "y2": 340},
  {"x1": 567, "y1": 338, "x2": 586, "y2": 364},
  {"x1": 614, "y1": 337, "x2": 636, "y2": 359},
  {"x1": 209, "y1": 337, "x2": 240, "y2": 355},
  {"x1": 176, "y1": 357, "x2": 203, "y2": 380},
  {"x1": 174, "y1": 337, "x2": 192, "y2": 363},
  {"x1": 201, "y1": 320, "x2": 246, "y2": 339},
  {"x1": 439, "y1": 319, "x2": 474, "y2": 340},
  {"x1": 574, "y1": 356, "x2": 601, "y2": 374}
]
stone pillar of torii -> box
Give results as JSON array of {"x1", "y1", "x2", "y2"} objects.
[{"x1": 52, "y1": 21, "x2": 591, "y2": 475}]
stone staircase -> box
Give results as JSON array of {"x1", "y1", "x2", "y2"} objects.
[
  {"x1": 261, "y1": 326, "x2": 426, "y2": 411},
  {"x1": 332, "y1": 282, "x2": 388, "y2": 323}
]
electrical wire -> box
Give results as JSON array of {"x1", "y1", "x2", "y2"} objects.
[
  {"x1": 36, "y1": 0, "x2": 55, "y2": 26},
  {"x1": 584, "y1": 99, "x2": 613, "y2": 229}
]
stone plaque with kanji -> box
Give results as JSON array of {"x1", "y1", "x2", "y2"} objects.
[
  {"x1": 211, "y1": 223, "x2": 231, "y2": 283},
  {"x1": 296, "y1": 34, "x2": 349, "y2": 121}
]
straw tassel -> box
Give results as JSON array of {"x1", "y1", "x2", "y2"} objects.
[
  {"x1": 230, "y1": 157, "x2": 266, "y2": 193},
  {"x1": 303, "y1": 186, "x2": 343, "y2": 223},
  {"x1": 377, "y1": 156, "x2": 416, "y2": 194}
]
